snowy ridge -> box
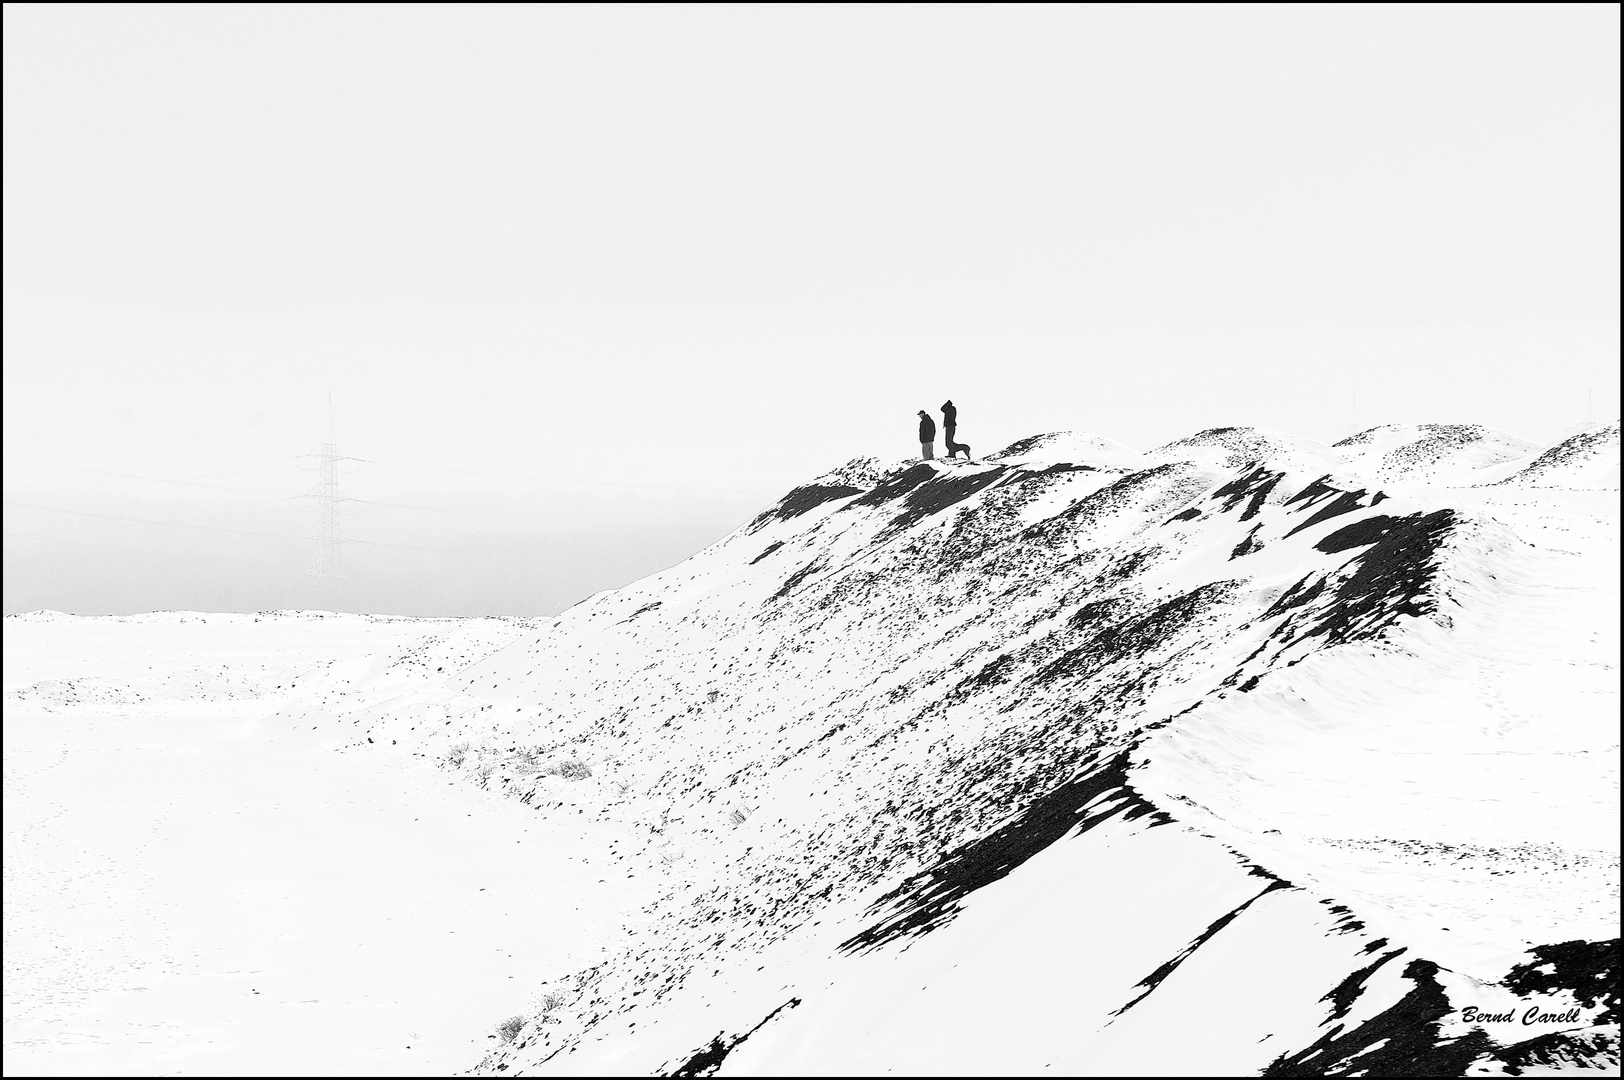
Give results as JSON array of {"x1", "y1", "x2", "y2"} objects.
[
  {"x1": 256, "y1": 423, "x2": 1616, "y2": 1076},
  {"x1": 7, "y1": 422, "x2": 1615, "y2": 1076},
  {"x1": 1331, "y1": 423, "x2": 1540, "y2": 485},
  {"x1": 1496, "y1": 420, "x2": 1622, "y2": 489},
  {"x1": 1147, "y1": 424, "x2": 1341, "y2": 474}
]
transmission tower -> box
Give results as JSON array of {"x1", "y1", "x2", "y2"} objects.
[
  {"x1": 1332, "y1": 391, "x2": 1363, "y2": 444},
  {"x1": 301, "y1": 394, "x2": 357, "y2": 588},
  {"x1": 1561, "y1": 387, "x2": 1598, "y2": 439}
]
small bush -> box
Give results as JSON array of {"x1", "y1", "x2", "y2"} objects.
[
  {"x1": 556, "y1": 759, "x2": 592, "y2": 779},
  {"x1": 539, "y1": 989, "x2": 568, "y2": 1014},
  {"x1": 496, "y1": 1015, "x2": 525, "y2": 1043},
  {"x1": 727, "y1": 806, "x2": 749, "y2": 826},
  {"x1": 445, "y1": 742, "x2": 470, "y2": 768}
]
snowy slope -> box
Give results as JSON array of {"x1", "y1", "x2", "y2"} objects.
[
  {"x1": 1, "y1": 611, "x2": 613, "y2": 1078},
  {"x1": 7, "y1": 422, "x2": 1617, "y2": 1077},
  {"x1": 1496, "y1": 421, "x2": 1622, "y2": 489},
  {"x1": 1331, "y1": 423, "x2": 1541, "y2": 486},
  {"x1": 296, "y1": 425, "x2": 1613, "y2": 1076},
  {"x1": 1146, "y1": 424, "x2": 1342, "y2": 474}
]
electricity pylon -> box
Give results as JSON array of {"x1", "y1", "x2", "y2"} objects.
[
  {"x1": 1561, "y1": 387, "x2": 1598, "y2": 439},
  {"x1": 299, "y1": 394, "x2": 358, "y2": 589},
  {"x1": 1331, "y1": 391, "x2": 1364, "y2": 444}
]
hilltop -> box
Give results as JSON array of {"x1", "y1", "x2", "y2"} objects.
[{"x1": 274, "y1": 420, "x2": 1620, "y2": 1075}]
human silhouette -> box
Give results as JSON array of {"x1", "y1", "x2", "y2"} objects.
[
  {"x1": 941, "y1": 400, "x2": 971, "y2": 460},
  {"x1": 917, "y1": 411, "x2": 936, "y2": 460}
]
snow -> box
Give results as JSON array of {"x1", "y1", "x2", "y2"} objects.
[
  {"x1": 1497, "y1": 421, "x2": 1623, "y2": 490},
  {"x1": 4, "y1": 613, "x2": 661, "y2": 1077},
  {"x1": 5, "y1": 420, "x2": 1619, "y2": 1076},
  {"x1": 1332, "y1": 423, "x2": 1541, "y2": 485},
  {"x1": 984, "y1": 430, "x2": 1145, "y2": 470},
  {"x1": 1146, "y1": 424, "x2": 1342, "y2": 474}
]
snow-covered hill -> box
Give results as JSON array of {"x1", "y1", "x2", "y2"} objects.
[
  {"x1": 256, "y1": 422, "x2": 1617, "y2": 1076},
  {"x1": 6, "y1": 420, "x2": 1618, "y2": 1076},
  {"x1": 1497, "y1": 421, "x2": 1623, "y2": 490},
  {"x1": 1331, "y1": 423, "x2": 1541, "y2": 485}
]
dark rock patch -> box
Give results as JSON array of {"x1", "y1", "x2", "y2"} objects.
[
  {"x1": 665, "y1": 998, "x2": 802, "y2": 1077},
  {"x1": 1322, "y1": 947, "x2": 1407, "y2": 1021},
  {"x1": 768, "y1": 559, "x2": 826, "y2": 604},
  {"x1": 1289, "y1": 509, "x2": 1458, "y2": 646},
  {"x1": 1503, "y1": 938, "x2": 1619, "y2": 1025},
  {"x1": 1265, "y1": 959, "x2": 1496, "y2": 1077},
  {"x1": 749, "y1": 484, "x2": 864, "y2": 530},
  {"x1": 1113, "y1": 878, "x2": 1294, "y2": 1016},
  {"x1": 1036, "y1": 581, "x2": 1238, "y2": 687},
  {"x1": 1265, "y1": 574, "x2": 1328, "y2": 618},
  {"x1": 1284, "y1": 489, "x2": 1371, "y2": 539},
  {"x1": 987, "y1": 433, "x2": 1060, "y2": 460},
  {"x1": 1002, "y1": 461, "x2": 1099, "y2": 484},
  {"x1": 1211, "y1": 465, "x2": 1284, "y2": 520},
  {"x1": 1231, "y1": 524, "x2": 1265, "y2": 559},
  {"x1": 847, "y1": 464, "x2": 938, "y2": 510},
  {"x1": 1284, "y1": 475, "x2": 1342, "y2": 508},
  {"x1": 839, "y1": 750, "x2": 1169, "y2": 953},
  {"x1": 886, "y1": 467, "x2": 1010, "y2": 534},
  {"x1": 1486, "y1": 1026, "x2": 1621, "y2": 1075},
  {"x1": 947, "y1": 651, "x2": 1019, "y2": 702},
  {"x1": 749, "y1": 541, "x2": 785, "y2": 565},
  {"x1": 1315, "y1": 514, "x2": 1412, "y2": 554}
]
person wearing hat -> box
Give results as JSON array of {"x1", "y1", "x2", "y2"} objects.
[
  {"x1": 917, "y1": 410, "x2": 936, "y2": 460},
  {"x1": 941, "y1": 400, "x2": 970, "y2": 460}
]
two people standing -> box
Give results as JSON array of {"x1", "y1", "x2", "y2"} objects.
[{"x1": 917, "y1": 400, "x2": 971, "y2": 461}]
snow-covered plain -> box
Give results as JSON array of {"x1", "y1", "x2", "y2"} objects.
[
  {"x1": 4, "y1": 613, "x2": 661, "y2": 1076},
  {"x1": 4, "y1": 421, "x2": 1619, "y2": 1076}
]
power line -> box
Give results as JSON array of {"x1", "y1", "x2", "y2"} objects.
[
  {"x1": 3, "y1": 503, "x2": 301, "y2": 546},
  {"x1": 353, "y1": 457, "x2": 778, "y2": 498},
  {"x1": 2, "y1": 500, "x2": 307, "y2": 541},
  {"x1": 3, "y1": 459, "x2": 302, "y2": 497},
  {"x1": 3, "y1": 529, "x2": 299, "y2": 569}
]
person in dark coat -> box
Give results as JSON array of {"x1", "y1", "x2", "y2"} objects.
[
  {"x1": 941, "y1": 400, "x2": 971, "y2": 460},
  {"x1": 917, "y1": 411, "x2": 936, "y2": 460}
]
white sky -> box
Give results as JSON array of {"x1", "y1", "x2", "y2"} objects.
[{"x1": 4, "y1": 3, "x2": 1619, "y2": 615}]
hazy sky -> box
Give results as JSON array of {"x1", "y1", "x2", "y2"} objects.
[{"x1": 4, "y1": 3, "x2": 1619, "y2": 616}]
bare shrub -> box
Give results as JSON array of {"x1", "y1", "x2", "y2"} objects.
[
  {"x1": 727, "y1": 806, "x2": 749, "y2": 826},
  {"x1": 556, "y1": 759, "x2": 592, "y2": 779},
  {"x1": 496, "y1": 1015, "x2": 525, "y2": 1043},
  {"x1": 445, "y1": 742, "x2": 470, "y2": 768},
  {"x1": 539, "y1": 989, "x2": 568, "y2": 1014}
]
